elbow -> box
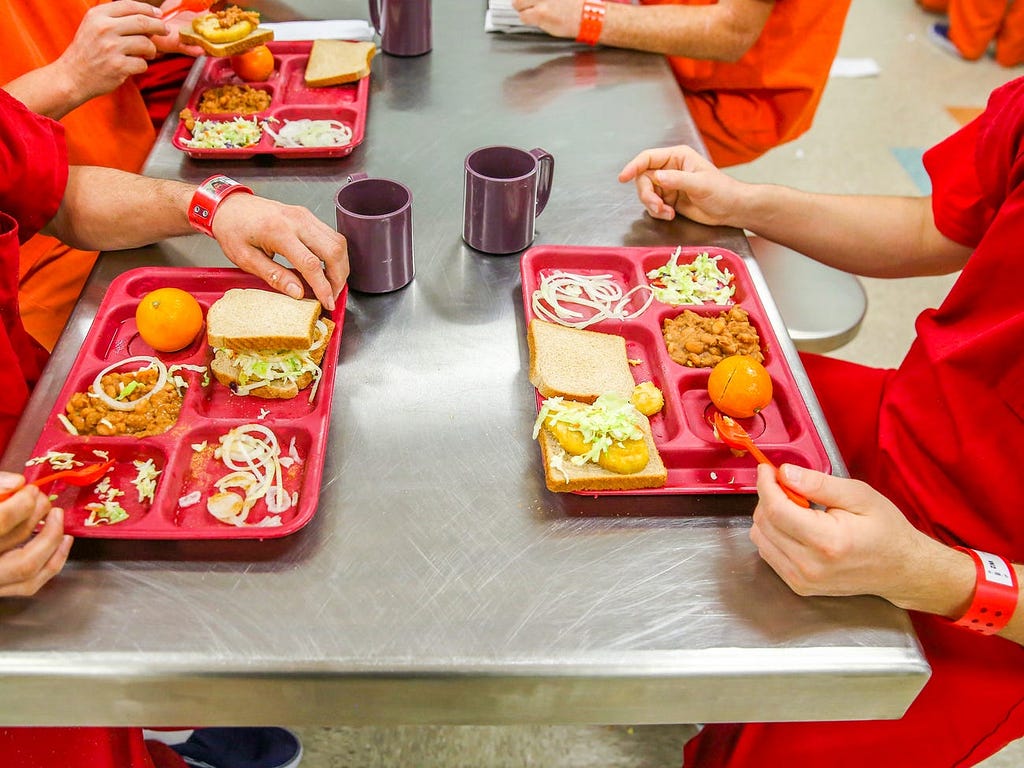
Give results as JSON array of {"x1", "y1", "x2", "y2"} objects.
[{"x1": 718, "y1": 27, "x2": 762, "y2": 62}]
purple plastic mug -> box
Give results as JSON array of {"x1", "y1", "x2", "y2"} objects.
[
  {"x1": 369, "y1": 0, "x2": 432, "y2": 57},
  {"x1": 463, "y1": 146, "x2": 555, "y2": 255},
  {"x1": 335, "y1": 173, "x2": 414, "y2": 293}
]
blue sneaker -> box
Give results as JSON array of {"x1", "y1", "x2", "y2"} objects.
[
  {"x1": 928, "y1": 22, "x2": 964, "y2": 59},
  {"x1": 164, "y1": 728, "x2": 302, "y2": 768}
]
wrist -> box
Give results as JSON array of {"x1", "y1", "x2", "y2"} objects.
[
  {"x1": 576, "y1": 0, "x2": 606, "y2": 45},
  {"x1": 885, "y1": 536, "x2": 975, "y2": 616},
  {"x1": 188, "y1": 175, "x2": 254, "y2": 237}
]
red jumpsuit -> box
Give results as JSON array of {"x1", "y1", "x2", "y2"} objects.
[
  {"x1": 0, "y1": 89, "x2": 185, "y2": 768},
  {"x1": 639, "y1": 0, "x2": 852, "y2": 167},
  {"x1": 684, "y1": 76, "x2": 1024, "y2": 767}
]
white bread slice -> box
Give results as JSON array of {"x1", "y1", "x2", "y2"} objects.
[
  {"x1": 304, "y1": 40, "x2": 376, "y2": 87},
  {"x1": 179, "y1": 27, "x2": 274, "y2": 57},
  {"x1": 528, "y1": 319, "x2": 637, "y2": 404},
  {"x1": 538, "y1": 411, "x2": 667, "y2": 493},
  {"x1": 207, "y1": 289, "x2": 321, "y2": 352},
  {"x1": 210, "y1": 317, "x2": 335, "y2": 399}
]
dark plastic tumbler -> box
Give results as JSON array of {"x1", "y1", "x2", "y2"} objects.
[
  {"x1": 335, "y1": 173, "x2": 414, "y2": 294},
  {"x1": 463, "y1": 146, "x2": 555, "y2": 255},
  {"x1": 369, "y1": 0, "x2": 432, "y2": 57}
]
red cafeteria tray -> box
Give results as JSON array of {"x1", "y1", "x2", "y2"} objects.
[
  {"x1": 22, "y1": 267, "x2": 346, "y2": 539},
  {"x1": 172, "y1": 40, "x2": 369, "y2": 160},
  {"x1": 521, "y1": 245, "x2": 831, "y2": 496}
]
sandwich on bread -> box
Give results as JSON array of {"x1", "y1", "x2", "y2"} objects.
[
  {"x1": 533, "y1": 395, "x2": 667, "y2": 493},
  {"x1": 304, "y1": 40, "x2": 377, "y2": 87},
  {"x1": 180, "y1": 5, "x2": 274, "y2": 57},
  {"x1": 527, "y1": 319, "x2": 667, "y2": 493},
  {"x1": 206, "y1": 289, "x2": 335, "y2": 401}
]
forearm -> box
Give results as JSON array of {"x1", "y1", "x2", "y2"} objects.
[
  {"x1": 600, "y1": 1, "x2": 768, "y2": 60},
  {"x1": 3, "y1": 66, "x2": 83, "y2": 120},
  {"x1": 45, "y1": 167, "x2": 194, "y2": 250},
  {"x1": 732, "y1": 184, "x2": 970, "y2": 277},
  {"x1": 888, "y1": 537, "x2": 1024, "y2": 646}
]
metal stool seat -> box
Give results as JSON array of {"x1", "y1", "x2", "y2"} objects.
[{"x1": 747, "y1": 235, "x2": 867, "y2": 353}]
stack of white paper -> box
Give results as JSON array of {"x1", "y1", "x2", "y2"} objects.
[
  {"x1": 261, "y1": 20, "x2": 376, "y2": 42},
  {"x1": 485, "y1": 0, "x2": 544, "y2": 34}
]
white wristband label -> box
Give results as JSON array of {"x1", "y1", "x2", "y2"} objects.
[{"x1": 978, "y1": 549, "x2": 1014, "y2": 587}]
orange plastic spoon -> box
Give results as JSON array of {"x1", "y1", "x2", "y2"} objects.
[
  {"x1": 161, "y1": 0, "x2": 214, "y2": 21},
  {"x1": 712, "y1": 412, "x2": 810, "y2": 508},
  {"x1": 0, "y1": 459, "x2": 115, "y2": 503}
]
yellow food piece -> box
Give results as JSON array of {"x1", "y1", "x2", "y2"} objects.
[
  {"x1": 547, "y1": 410, "x2": 590, "y2": 456},
  {"x1": 597, "y1": 439, "x2": 650, "y2": 475},
  {"x1": 193, "y1": 15, "x2": 255, "y2": 43},
  {"x1": 630, "y1": 381, "x2": 664, "y2": 416}
]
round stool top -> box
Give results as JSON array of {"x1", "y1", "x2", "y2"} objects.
[{"x1": 747, "y1": 236, "x2": 867, "y2": 353}]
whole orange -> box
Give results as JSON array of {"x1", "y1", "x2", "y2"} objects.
[
  {"x1": 135, "y1": 288, "x2": 204, "y2": 353},
  {"x1": 230, "y1": 45, "x2": 275, "y2": 82},
  {"x1": 707, "y1": 355, "x2": 773, "y2": 419}
]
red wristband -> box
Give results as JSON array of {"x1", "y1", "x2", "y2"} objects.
[
  {"x1": 952, "y1": 547, "x2": 1018, "y2": 635},
  {"x1": 188, "y1": 174, "x2": 254, "y2": 237},
  {"x1": 576, "y1": 0, "x2": 606, "y2": 45}
]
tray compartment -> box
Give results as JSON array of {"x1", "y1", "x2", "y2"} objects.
[
  {"x1": 30, "y1": 439, "x2": 170, "y2": 531},
  {"x1": 166, "y1": 423, "x2": 313, "y2": 534},
  {"x1": 640, "y1": 245, "x2": 755, "y2": 306}
]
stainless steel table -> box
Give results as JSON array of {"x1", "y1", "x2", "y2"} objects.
[{"x1": 0, "y1": 1, "x2": 928, "y2": 727}]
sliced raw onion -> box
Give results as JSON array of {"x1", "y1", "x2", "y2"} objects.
[
  {"x1": 91, "y1": 356, "x2": 168, "y2": 412},
  {"x1": 178, "y1": 490, "x2": 202, "y2": 508},
  {"x1": 207, "y1": 424, "x2": 292, "y2": 527},
  {"x1": 531, "y1": 271, "x2": 654, "y2": 329},
  {"x1": 262, "y1": 119, "x2": 353, "y2": 148}
]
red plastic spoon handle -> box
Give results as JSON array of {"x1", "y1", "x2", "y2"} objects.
[
  {"x1": 742, "y1": 443, "x2": 810, "y2": 508},
  {"x1": 0, "y1": 460, "x2": 115, "y2": 503}
]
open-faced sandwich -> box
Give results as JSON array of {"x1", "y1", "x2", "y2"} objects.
[
  {"x1": 179, "y1": 5, "x2": 274, "y2": 57},
  {"x1": 527, "y1": 319, "x2": 667, "y2": 493},
  {"x1": 206, "y1": 288, "x2": 335, "y2": 401}
]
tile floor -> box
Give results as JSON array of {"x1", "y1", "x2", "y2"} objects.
[{"x1": 291, "y1": 2, "x2": 1023, "y2": 764}]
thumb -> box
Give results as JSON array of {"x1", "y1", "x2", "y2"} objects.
[
  {"x1": 779, "y1": 464, "x2": 865, "y2": 511},
  {"x1": 0, "y1": 472, "x2": 25, "y2": 493}
]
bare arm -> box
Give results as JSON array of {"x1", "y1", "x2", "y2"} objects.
[
  {"x1": 619, "y1": 144, "x2": 971, "y2": 277},
  {"x1": 726, "y1": 184, "x2": 970, "y2": 277},
  {"x1": 513, "y1": 0, "x2": 773, "y2": 61},
  {"x1": 3, "y1": 1, "x2": 167, "y2": 120},
  {"x1": 753, "y1": 465, "x2": 1024, "y2": 646},
  {"x1": 44, "y1": 167, "x2": 350, "y2": 310}
]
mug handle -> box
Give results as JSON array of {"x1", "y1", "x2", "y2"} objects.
[
  {"x1": 368, "y1": 0, "x2": 382, "y2": 33},
  {"x1": 530, "y1": 148, "x2": 555, "y2": 217},
  {"x1": 346, "y1": 172, "x2": 369, "y2": 184}
]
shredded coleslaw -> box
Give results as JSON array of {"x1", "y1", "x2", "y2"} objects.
[
  {"x1": 646, "y1": 248, "x2": 735, "y2": 305},
  {"x1": 182, "y1": 116, "x2": 262, "y2": 149}
]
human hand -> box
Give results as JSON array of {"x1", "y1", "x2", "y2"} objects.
[
  {"x1": 0, "y1": 474, "x2": 73, "y2": 598},
  {"x1": 152, "y1": 11, "x2": 206, "y2": 57},
  {"x1": 618, "y1": 144, "x2": 746, "y2": 226},
  {"x1": 212, "y1": 195, "x2": 350, "y2": 312},
  {"x1": 512, "y1": 0, "x2": 585, "y2": 39},
  {"x1": 53, "y1": 0, "x2": 169, "y2": 103},
  {"x1": 749, "y1": 463, "x2": 942, "y2": 606}
]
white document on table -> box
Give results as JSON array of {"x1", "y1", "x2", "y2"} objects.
[
  {"x1": 485, "y1": 0, "x2": 544, "y2": 34},
  {"x1": 261, "y1": 20, "x2": 376, "y2": 42}
]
